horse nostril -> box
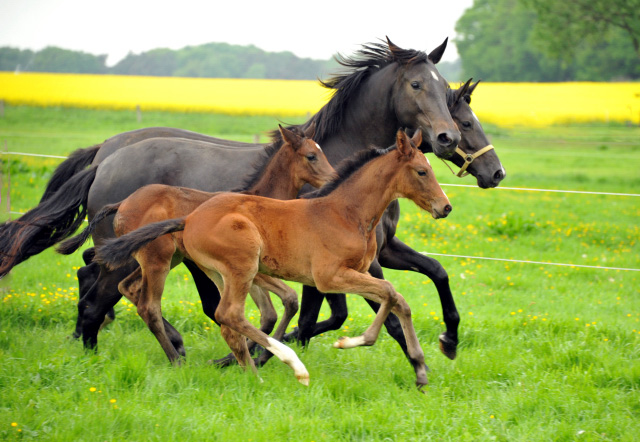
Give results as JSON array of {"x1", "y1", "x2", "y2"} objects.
[
  {"x1": 493, "y1": 169, "x2": 505, "y2": 181},
  {"x1": 437, "y1": 133, "x2": 453, "y2": 147},
  {"x1": 444, "y1": 204, "x2": 452, "y2": 215}
]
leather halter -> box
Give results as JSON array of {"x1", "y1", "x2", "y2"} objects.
[{"x1": 441, "y1": 144, "x2": 495, "y2": 177}]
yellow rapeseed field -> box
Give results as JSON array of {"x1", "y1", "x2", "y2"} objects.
[{"x1": 1, "y1": 72, "x2": 639, "y2": 127}]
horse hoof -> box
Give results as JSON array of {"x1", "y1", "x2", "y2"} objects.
[
  {"x1": 415, "y1": 377, "x2": 429, "y2": 391},
  {"x1": 210, "y1": 353, "x2": 238, "y2": 367},
  {"x1": 297, "y1": 374, "x2": 310, "y2": 386},
  {"x1": 438, "y1": 333, "x2": 458, "y2": 360},
  {"x1": 332, "y1": 336, "x2": 347, "y2": 349}
]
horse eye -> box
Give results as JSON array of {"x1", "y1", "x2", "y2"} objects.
[
  {"x1": 306, "y1": 154, "x2": 317, "y2": 162},
  {"x1": 461, "y1": 121, "x2": 473, "y2": 129},
  {"x1": 411, "y1": 81, "x2": 421, "y2": 90},
  {"x1": 417, "y1": 170, "x2": 427, "y2": 176}
]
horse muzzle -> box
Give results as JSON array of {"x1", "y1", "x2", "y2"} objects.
[{"x1": 431, "y1": 200, "x2": 452, "y2": 219}]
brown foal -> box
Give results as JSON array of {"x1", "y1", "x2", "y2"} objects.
[
  {"x1": 61, "y1": 124, "x2": 336, "y2": 362},
  {"x1": 95, "y1": 129, "x2": 451, "y2": 388}
]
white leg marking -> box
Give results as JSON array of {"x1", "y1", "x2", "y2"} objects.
[
  {"x1": 266, "y1": 337, "x2": 309, "y2": 385},
  {"x1": 333, "y1": 335, "x2": 367, "y2": 349}
]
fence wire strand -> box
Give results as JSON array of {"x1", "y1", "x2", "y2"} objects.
[{"x1": 2, "y1": 150, "x2": 639, "y2": 272}]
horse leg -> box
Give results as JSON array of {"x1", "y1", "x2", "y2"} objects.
[
  {"x1": 72, "y1": 260, "x2": 100, "y2": 338},
  {"x1": 183, "y1": 260, "x2": 221, "y2": 326},
  {"x1": 289, "y1": 285, "x2": 327, "y2": 346},
  {"x1": 388, "y1": 295, "x2": 429, "y2": 388},
  {"x1": 212, "y1": 279, "x2": 285, "y2": 367},
  {"x1": 119, "y1": 266, "x2": 185, "y2": 358},
  {"x1": 378, "y1": 236, "x2": 459, "y2": 360},
  {"x1": 318, "y1": 267, "x2": 428, "y2": 388},
  {"x1": 220, "y1": 324, "x2": 255, "y2": 374},
  {"x1": 253, "y1": 274, "x2": 299, "y2": 341},
  {"x1": 252, "y1": 275, "x2": 299, "y2": 367},
  {"x1": 182, "y1": 260, "x2": 240, "y2": 367},
  {"x1": 136, "y1": 260, "x2": 183, "y2": 364},
  {"x1": 317, "y1": 268, "x2": 398, "y2": 350},
  {"x1": 212, "y1": 271, "x2": 309, "y2": 385},
  {"x1": 363, "y1": 260, "x2": 411, "y2": 358},
  {"x1": 248, "y1": 284, "x2": 278, "y2": 336}
]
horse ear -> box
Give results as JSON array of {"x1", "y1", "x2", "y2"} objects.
[
  {"x1": 468, "y1": 79, "x2": 481, "y2": 96},
  {"x1": 455, "y1": 78, "x2": 473, "y2": 104},
  {"x1": 410, "y1": 128, "x2": 422, "y2": 148},
  {"x1": 304, "y1": 121, "x2": 316, "y2": 140},
  {"x1": 279, "y1": 124, "x2": 301, "y2": 150},
  {"x1": 428, "y1": 37, "x2": 448, "y2": 64},
  {"x1": 396, "y1": 129, "x2": 413, "y2": 157}
]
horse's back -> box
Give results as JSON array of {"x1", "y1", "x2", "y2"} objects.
[
  {"x1": 88, "y1": 138, "x2": 264, "y2": 241},
  {"x1": 92, "y1": 127, "x2": 262, "y2": 165}
]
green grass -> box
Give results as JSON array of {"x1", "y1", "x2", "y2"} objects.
[{"x1": 1, "y1": 105, "x2": 639, "y2": 441}]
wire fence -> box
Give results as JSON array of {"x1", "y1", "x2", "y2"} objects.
[{"x1": 2, "y1": 149, "x2": 639, "y2": 272}]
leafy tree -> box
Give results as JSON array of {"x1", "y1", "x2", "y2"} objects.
[
  {"x1": 111, "y1": 48, "x2": 178, "y2": 76},
  {"x1": 0, "y1": 47, "x2": 35, "y2": 72},
  {"x1": 30, "y1": 47, "x2": 108, "y2": 74},
  {"x1": 455, "y1": 0, "x2": 571, "y2": 81},
  {"x1": 455, "y1": 0, "x2": 640, "y2": 81},
  {"x1": 522, "y1": 0, "x2": 640, "y2": 59}
]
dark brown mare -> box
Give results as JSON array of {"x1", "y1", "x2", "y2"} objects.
[
  {"x1": 95, "y1": 129, "x2": 450, "y2": 387},
  {"x1": 58, "y1": 125, "x2": 337, "y2": 359}
]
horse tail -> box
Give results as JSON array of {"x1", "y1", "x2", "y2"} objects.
[
  {"x1": 56, "y1": 201, "x2": 121, "y2": 255},
  {"x1": 0, "y1": 165, "x2": 98, "y2": 278},
  {"x1": 40, "y1": 144, "x2": 101, "y2": 203},
  {"x1": 94, "y1": 218, "x2": 186, "y2": 270}
]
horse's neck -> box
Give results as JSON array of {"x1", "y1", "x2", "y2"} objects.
[
  {"x1": 324, "y1": 157, "x2": 400, "y2": 233},
  {"x1": 319, "y1": 68, "x2": 400, "y2": 163},
  {"x1": 245, "y1": 151, "x2": 298, "y2": 200}
]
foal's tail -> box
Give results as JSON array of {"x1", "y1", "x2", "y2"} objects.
[
  {"x1": 94, "y1": 217, "x2": 186, "y2": 270},
  {"x1": 56, "y1": 202, "x2": 122, "y2": 255},
  {"x1": 0, "y1": 165, "x2": 98, "y2": 278},
  {"x1": 40, "y1": 144, "x2": 101, "y2": 203}
]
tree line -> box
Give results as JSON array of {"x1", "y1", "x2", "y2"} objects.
[
  {"x1": 0, "y1": 42, "x2": 462, "y2": 82},
  {"x1": 455, "y1": 0, "x2": 640, "y2": 81},
  {"x1": 2, "y1": 0, "x2": 638, "y2": 83},
  {"x1": 0, "y1": 43, "x2": 336, "y2": 80}
]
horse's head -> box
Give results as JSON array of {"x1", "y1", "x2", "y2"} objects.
[
  {"x1": 446, "y1": 80, "x2": 506, "y2": 188},
  {"x1": 389, "y1": 37, "x2": 460, "y2": 159},
  {"x1": 394, "y1": 129, "x2": 451, "y2": 219},
  {"x1": 278, "y1": 123, "x2": 337, "y2": 190}
]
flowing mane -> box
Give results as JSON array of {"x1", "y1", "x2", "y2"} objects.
[
  {"x1": 302, "y1": 146, "x2": 394, "y2": 199},
  {"x1": 230, "y1": 135, "x2": 291, "y2": 193},
  {"x1": 271, "y1": 40, "x2": 430, "y2": 145}
]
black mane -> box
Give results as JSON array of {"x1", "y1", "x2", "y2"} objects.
[
  {"x1": 271, "y1": 40, "x2": 430, "y2": 145},
  {"x1": 302, "y1": 146, "x2": 394, "y2": 199},
  {"x1": 231, "y1": 137, "x2": 287, "y2": 192}
]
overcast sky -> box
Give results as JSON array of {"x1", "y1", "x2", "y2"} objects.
[{"x1": 0, "y1": 0, "x2": 474, "y2": 66}]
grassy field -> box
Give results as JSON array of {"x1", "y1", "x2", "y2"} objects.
[{"x1": 1, "y1": 105, "x2": 639, "y2": 441}]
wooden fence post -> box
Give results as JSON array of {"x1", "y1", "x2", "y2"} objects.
[
  {"x1": 136, "y1": 104, "x2": 142, "y2": 123},
  {"x1": 0, "y1": 99, "x2": 4, "y2": 118}
]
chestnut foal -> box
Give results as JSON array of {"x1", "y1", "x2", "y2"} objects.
[
  {"x1": 94, "y1": 129, "x2": 450, "y2": 388},
  {"x1": 59, "y1": 124, "x2": 336, "y2": 361}
]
